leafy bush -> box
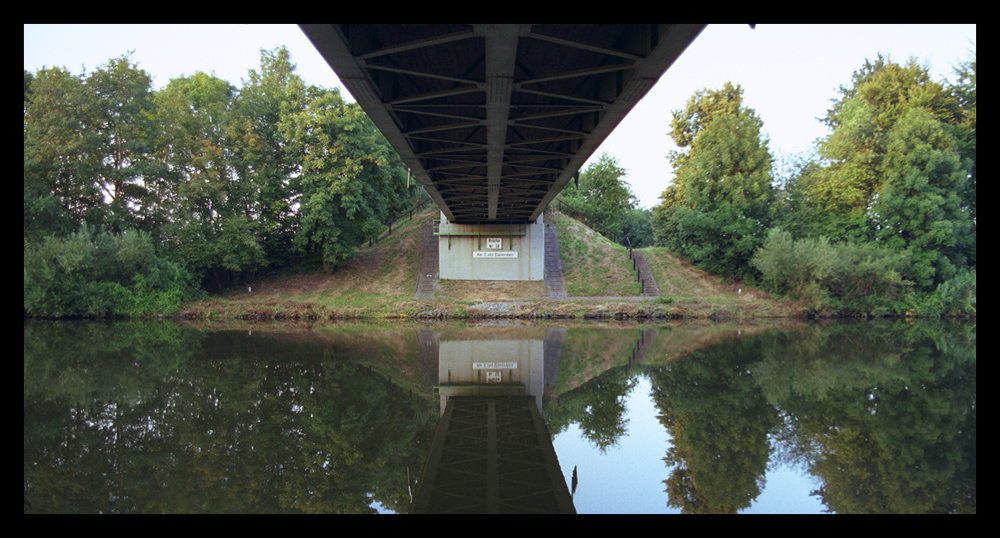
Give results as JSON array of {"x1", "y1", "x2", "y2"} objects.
[
  {"x1": 825, "y1": 241, "x2": 913, "y2": 314},
  {"x1": 24, "y1": 225, "x2": 202, "y2": 317},
  {"x1": 751, "y1": 228, "x2": 914, "y2": 314},
  {"x1": 750, "y1": 228, "x2": 836, "y2": 309},
  {"x1": 918, "y1": 268, "x2": 976, "y2": 316}
]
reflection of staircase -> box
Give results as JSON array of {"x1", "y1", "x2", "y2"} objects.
[
  {"x1": 416, "y1": 328, "x2": 440, "y2": 392},
  {"x1": 415, "y1": 223, "x2": 439, "y2": 300},
  {"x1": 543, "y1": 219, "x2": 567, "y2": 298},
  {"x1": 632, "y1": 329, "x2": 658, "y2": 364},
  {"x1": 543, "y1": 328, "x2": 566, "y2": 388},
  {"x1": 622, "y1": 329, "x2": 659, "y2": 376}
]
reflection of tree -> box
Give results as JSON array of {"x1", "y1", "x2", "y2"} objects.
[
  {"x1": 544, "y1": 327, "x2": 647, "y2": 452},
  {"x1": 546, "y1": 365, "x2": 637, "y2": 454},
  {"x1": 650, "y1": 335, "x2": 777, "y2": 513},
  {"x1": 285, "y1": 361, "x2": 435, "y2": 513},
  {"x1": 757, "y1": 321, "x2": 977, "y2": 513},
  {"x1": 577, "y1": 368, "x2": 636, "y2": 453},
  {"x1": 24, "y1": 322, "x2": 435, "y2": 513}
]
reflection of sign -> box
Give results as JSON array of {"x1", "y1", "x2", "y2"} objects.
[
  {"x1": 473, "y1": 251, "x2": 517, "y2": 258},
  {"x1": 486, "y1": 237, "x2": 503, "y2": 249},
  {"x1": 473, "y1": 362, "x2": 517, "y2": 369}
]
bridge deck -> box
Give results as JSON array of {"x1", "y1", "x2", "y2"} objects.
[
  {"x1": 411, "y1": 395, "x2": 575, "y2": 513},
  {"x1": 300, "y1": 24, "x2": 704, "y2": 224}
]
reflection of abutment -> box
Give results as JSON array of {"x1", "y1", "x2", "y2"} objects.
[{"x1": 411, "y1": 328, "x2": 575, "y2": 513}]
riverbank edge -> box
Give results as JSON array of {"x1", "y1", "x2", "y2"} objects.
[
  {"x1": 25, "y1": 308, "x2": 973, "y2": 322},
  {"x1": 128, "y1": 298, "x2": 971, "y2": 323},
  {"x1": 27, "y1": 294, "x2": 978, "y2": 322}
]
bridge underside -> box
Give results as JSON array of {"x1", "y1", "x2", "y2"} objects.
[{"x1": 301, "y1": 24, "x2": 705, "y2": 224}]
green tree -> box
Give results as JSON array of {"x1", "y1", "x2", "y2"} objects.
[
  {"x1": 654, "y1": 84, "x2": 774, "y2": 281},
  {"x1": 948, "y1": 52, "x2": 976, "y2": 268},
  {"x1": 151, "y1": 72, "x2": 266, "y2": 289},
  {"x1": 24, "y1": 55, "x2": 170, "y2": 237},
  {"x1": 750, "y1": 228, "x2": 837, "y2": 309},
  {"x1": 871, "y1": 107, "x2": 971, "y2": 289},
  {"x1": 652, "y1": 82, "x2": 743, "y2": 246},
  {"x1": 751, "y1": 228, "x2": 913, "y2": 314},
  {"x1": 281, "y1": 89, "x2": 409, "y2": 270},
  {"x1": 227, "y1": 47, "x2": 308, "y2": 267},
  {"x1": 85, "y1": 54, "x2": 167, "y2": 233},
  {"x1": 578, "y1": 153, "x2": 638, "y2": 244},
  {"x1": 649, "y1": 179, "x2": 688, "y2": 248},
  {"x1": 152, "y1": 72, "x2": 236, "y2": 226},
  {"x1": 809, "y1": 56, "x2": 965, "y2": 245},
  {"x1": 771, "y1": 54, "x2": 975, "y2": 298},
  {"x1": 768, "y1": 150, "x2": 827, "y2": 240},
  {"x1": 24, "y1": 66, "x2": 103, "y2": 237},
  {"x1": 24, "y1": 225, "x2": 200, "y2": 317},
  {"x1": 620, "y1": 207, "x2": 655, "y2": 248},
  {"x1": 667, "y1": 81, "x2": 744, "y2": 167}
]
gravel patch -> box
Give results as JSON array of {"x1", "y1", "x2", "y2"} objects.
[{"x1": 469, "y1": 302, "x2": 515, "y2": 315}]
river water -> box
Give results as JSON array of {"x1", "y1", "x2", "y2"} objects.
[{"x1": 23, "y1": 318, "x2": 975, "y2": 513}]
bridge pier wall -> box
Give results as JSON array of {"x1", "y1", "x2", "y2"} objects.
[{"x1": 437, "y1": 212, "x2": 545, "y2": 281}]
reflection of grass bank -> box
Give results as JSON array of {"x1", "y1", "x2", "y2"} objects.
[
  {"x1": 181, "y1": 318, "x2": 431, "y2": 399},
  {"x1": 544, "y1": 319, "x2": 807, "y2": 399},
  {"x1": 558, "y1": 326, "x2": 640, "y2": 380}
]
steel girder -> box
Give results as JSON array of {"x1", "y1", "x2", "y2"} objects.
[{"x1": 300, "y1": 24, "x2": 705, "y2": 224}]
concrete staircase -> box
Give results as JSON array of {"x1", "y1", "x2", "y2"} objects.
[
  {"x1": 543, "y1": 219, "x2": 568, "y2": 298},
  {"x1": 415, "y1": 223, "x2": 439, "y2": 301},
  {"x1": 630, "y1": 250, "x2": 660, "y2": 297}
]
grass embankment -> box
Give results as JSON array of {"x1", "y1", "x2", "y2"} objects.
[
  {"x1": 543, "y1": 209, "x2": 799, "y2": 318},
  {"x1": 182, "y1": 207, "x2": 436, "y2": 320},
  {"x1": 549, "y1": 210, "x2": 642, "y2": 297},
  {"x1": 180, "y1": 207, "x2": 801, "y2": 320},
  {"x1": 643, "y1": 247, "x2": 800, "y2": 318}
]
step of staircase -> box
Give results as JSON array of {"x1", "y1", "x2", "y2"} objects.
[
  {"x1": 544, "y1": 221, "x2": 568, "y2": 298},
  {"x1": 630, "y1": 250, "x2": 660, "y2": 297},
  {"x1": 415, "y1": 223, "x2": 439, "y2": 300}
]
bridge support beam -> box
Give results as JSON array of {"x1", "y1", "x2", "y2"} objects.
[{"x1": 437, "y1": 212, "x2": 545, "y2": 281}]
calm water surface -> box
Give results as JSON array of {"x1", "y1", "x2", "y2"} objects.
[{"x1": 23, "y1": 318, "x2": 975, "y2": 513}]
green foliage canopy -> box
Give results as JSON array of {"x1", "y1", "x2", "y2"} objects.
[
  {"x1": 557, "y1": 152, "x2": 639, "y2": 245},
  {"x1": 282, "y1": 91, "x2": 409, "y2": 270},
  {"x1": 24, "y1": 45, "x2": 422, "y2": 312},
  {"x1": 653, "y1": 83, "x2": 775, "y2": 282}
]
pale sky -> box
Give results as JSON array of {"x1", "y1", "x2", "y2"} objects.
[{"x1": 25, "y1": 24, "x2": 976, "y2": 209}]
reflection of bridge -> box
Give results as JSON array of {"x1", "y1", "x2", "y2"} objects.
[
  {"x1": 408, "y1": 327, "x2": 659, "y2": 513},
  {"x1": 411, "y1": 328, "x2": 574, "y2": 513},
  {"x1": 412, "y1": 395, "x2": 575, "y2": 513},
  {"x1": 301, "y1": 25, "x2": 704, "y2": 282}
]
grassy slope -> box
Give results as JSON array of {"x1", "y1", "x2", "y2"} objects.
[
  {"x1": 546, "y1": 209, "x2": 798, "y2": 316},
  {"x1": 183, "y1": 207, "x2": 437, "y2": 319},
  {"x1": 643, "y1": 247, "x2": 800, "y2": 318},
  {"x1": 549, "y1": 210, "x2": 642, "y2": 297},
  {"x1": 181, "y1": 206, "x2": 800, "y2": 319}
]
